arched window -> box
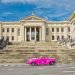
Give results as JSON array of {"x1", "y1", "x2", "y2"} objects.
[
  {"x1": 12, "y1": 28, "x2": 14, "y2": 32},
  {"x1": 17, "y1": 29, "x2": 20, "y2": 36},
  {"x1": 61, "y1": 35, "x2": 64, "y2": 39},
  {"x1": 46, "y1": 28, "x2": 49, "y2": 35},
  {"x1": 12, "y1": 36, "x2": 14, "y2": 40},
  {"x1": 2, "y1": 28, "x2": 4, "y2": 32},
  {"x1": 57, "y1": 28, "x2": 59, "y2": 32},
  {"x1": 57, "y1": 36, "x2": 59, "y2": 40},
  {"x1": 68, "y1": 27, "x2": 70, "y2": 32},
  {"x1": 52, "y1": 28, "x2": 54, "y2": 32},
  {"x1": 7, "y1": 28, "x2": 9, "y2": 32},
  {"x1": 52, "y1": 35, "x2": 54, "y2": 40},
  {"x1": 61, "y1": 28, "x2": 64, "y2": 32}
]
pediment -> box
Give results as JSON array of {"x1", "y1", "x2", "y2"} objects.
[
  {"x1": 20, "y1": 15, "x2": 46, "y2": 22},
  {"x1": 69, "y1": 11, "x2": 75, "y2": 21}
]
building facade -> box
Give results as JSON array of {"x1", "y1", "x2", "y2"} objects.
[{"x1": 0, "y1": 12, "x2": 75, "y2": 42}]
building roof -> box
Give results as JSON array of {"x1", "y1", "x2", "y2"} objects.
[
  {"x1": 69, "y1": 11, "x2": 75, "y2": 21},
  {"x1": 20, "y1": 13, "x2": 47, "y2": 22}
]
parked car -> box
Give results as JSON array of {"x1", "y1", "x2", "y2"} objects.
[{"x1": 26, "y1": 57, "x2": 56, "y2": 66}]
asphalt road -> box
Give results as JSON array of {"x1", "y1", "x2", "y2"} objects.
[{"x1": 0, "y1": 63, "x2": 75, "y2": 75}]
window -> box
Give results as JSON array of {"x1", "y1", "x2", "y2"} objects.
[
  {"x1": 7, "y1": 28, "x2": 9, "y2": 32},
  {"x1": 12, "y1": 28, "x2": 14, "y2": 32},
  {"x1": 46, "y1": 28, "x2": 49, "y2": 35},
  {"x1": 52, "y1": 35, "x2": 54, "y2": 40},
  {"x1": 2, "y1": 28, "x2": 4, "y2": 32},
  {"x1": 7, "y1": 36, "x2": 9, "y2": 41},
  {"x1": 68, "y1": 35, "x2": 70, "y2": 39},
  {"x1": 52, "y1": 28, "x2": 54, "y2": 32},
  {"x1": 61, "y1": 28, "x2": 64, "y2": 32},
  {"x1": 2, "y1": 36, "x2": 4, "y2": 39},
  {"x1": 68, "y1": 27, "x2": 70, "y2": 32},
  {"x1": 57, "y1": 36, "x2": 59, "y2": 40},
  {"x1": 57, "y1": 28, "x2": 59, "y2": 32},
  {"x1": 61, "y1": 35, "x2": 64, "y2": 39},
  {"x1": 18, "y1": 29, "x2": 20, "y2": 36},
  {"x1": 12, "y1": 36, "x2": 14, "y2": 40}
]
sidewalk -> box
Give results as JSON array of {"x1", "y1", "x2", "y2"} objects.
[
  {"x1": 0, "y1": 63, "x2": 74, "y2": 67},
  {"x1": 0, "y1": 63, "x2": 28, "y2": 66}
]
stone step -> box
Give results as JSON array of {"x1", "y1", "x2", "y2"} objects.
[
  {"x1": 0, "y1": 41, "x2": 74, "y2": 63},
  {"x1": 0, "y1": 59, "x2": 25, "y2": 63}
]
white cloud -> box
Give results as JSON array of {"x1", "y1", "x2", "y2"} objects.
[
  {"x1": 1, "y1": 0, "x2": 75, "y2": 11},
  {"x1": 1, "y1": 0, "x2": 75, "y2": 21},
  {"x1": 1, "y1": 0, "x2": 36, "y2": 3},
  {"x1": 32, "y1": 0, "x2": 75, "y2": 18},
  {"x1": 1, "y1": 12, "x2": 14, "y2": 16}
]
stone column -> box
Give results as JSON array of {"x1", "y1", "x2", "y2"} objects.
[
  {"x1": 55, "y1": 28, "x2": 57, "y2": 41},
  {"x1": 64, "y1": 27, "x2": 68, "y2": 38},
  {"x1": 42, "y1": 26, "x2": 45, "y2": 41},
  {"x1": 20, "y1": 26, "x2": 24, "y2": 41},
  {"x1": 25, "y1": 27, "x2": 27, "y2": 41},
  {"x1": 39, "y1": 27, "x2": 41, "y2": 41},
  {"x1": 35, "y1": 27, "x2": 36, "y2": 41},
  {"x1": 15, "y1": 28, "x2": 18, "y2": 42},
  {"x1": 30, "y1": 27, "x2": 31, "y2": 41}
]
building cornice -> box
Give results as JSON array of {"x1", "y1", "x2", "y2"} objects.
[
  {"x1": 47, "y1": 21, "x2": 70, "y2": 24},
  {"x1": 1, "y1": 21, "x2": 20, "y2": 24}
]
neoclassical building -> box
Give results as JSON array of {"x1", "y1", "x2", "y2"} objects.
[{"x1": 0, "y1": 12, "x2": 75, "y2": 42}]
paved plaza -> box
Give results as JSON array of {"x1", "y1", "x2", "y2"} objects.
[{"x1": 0, "y1": 63, "x2": 75, "y2": 75}]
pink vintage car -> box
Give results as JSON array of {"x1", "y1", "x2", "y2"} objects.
[{"x1": 26, "y1": 57, "x2": 56, "y2": 66}]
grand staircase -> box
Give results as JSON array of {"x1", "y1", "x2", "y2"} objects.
[{"x1": 0, "y1": 41, "x2": 75, "y2": 63}]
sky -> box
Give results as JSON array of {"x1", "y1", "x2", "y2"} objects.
[{"x1": 0, "y1": 0, "x2": 75, "y2": 21}]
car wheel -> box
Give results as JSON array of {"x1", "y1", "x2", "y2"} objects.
[
  {"x1": 49, "y1": 62, "x2": 55, "y2": 65},
  {"x1": 31, "y1": 62, "x2": 37, "y2": 66}
]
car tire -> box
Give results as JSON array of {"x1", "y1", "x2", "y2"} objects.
[
  {"x1": 31, "y1": 62, "x2": 37, "y2": 66},
  {"x1": 49, "y1": 62, "x2": 55, "y2": 65}
]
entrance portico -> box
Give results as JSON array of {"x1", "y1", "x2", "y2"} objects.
[
  {"x1": 20, "y1": 14, "x2": 46, "y2": 42},
  {"x1": 24, "y1": 27, "x2": 42, "y2": 42}
]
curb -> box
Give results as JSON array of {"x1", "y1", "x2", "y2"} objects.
[{"x1": 0, "y1": 63, "x2": 28, "y2": 67}]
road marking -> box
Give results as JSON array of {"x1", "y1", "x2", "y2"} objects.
[
  {"x1": 63, "y1": 71, "x2": 75, "y2": 73},
  {"x1": 69, "y1": 67, "x2": 75, "y2": 69},
  {"x1": 37, "y1": 68, "x2": 45, "y2": 70},
  {"x1": 56, "y1": 66, "x2": 62, "y2": 67},
  {"x1": 0, "y1": 65, "x2": 8, "y2": 67},
  {"x1": 7, "y1": 68, "x2": 13, "y2": 71},
  {"x1": 4, "y1": 65, "x2": 9, "y2": 66}
]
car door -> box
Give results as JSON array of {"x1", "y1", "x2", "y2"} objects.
[
  {"x1": 35, "y1": 58, "x2": 43, "y2": 65},
  {"x1": 40, "y1": 57, "x2": 47, "y2": 65},
  {"x1": 41, "y1": 57, "x2": 49, "y2": 65}
]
